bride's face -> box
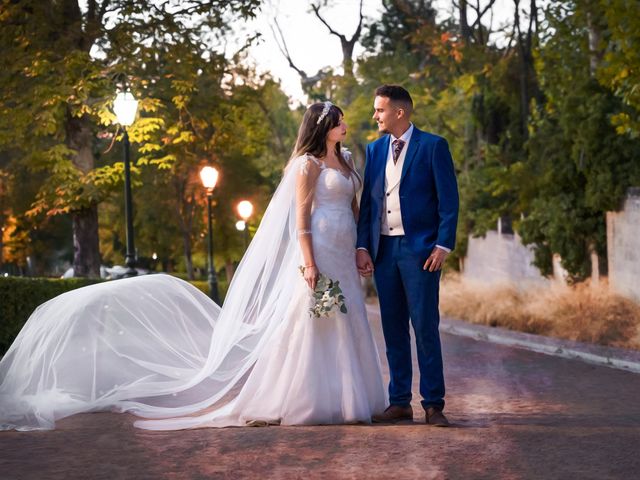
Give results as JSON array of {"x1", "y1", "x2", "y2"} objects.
[{"x1": 327, "y1": 116, "x2": 347, "y2": 143}]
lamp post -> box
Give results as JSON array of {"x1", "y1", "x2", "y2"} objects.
[
  {"x1": 199, "y1": 166, "x2": 220, "y2": 303},
  {"x1": 113, "y1": 91, "x2": 139, "y2": 277},
  {"x1": 235, "y1": 220, "x2": 246, "y2": 249},
  {"x1": 236, "y1": 200, "x2": 253, "y2": 251}
]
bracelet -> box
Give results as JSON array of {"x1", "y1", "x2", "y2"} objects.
[{"x1": 304, "y1": 264, "x2": 316, "y2": 268}]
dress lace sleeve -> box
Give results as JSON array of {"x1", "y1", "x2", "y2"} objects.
[
  {"x1": 341, "y1": 147, "x2": 362, "y2": 189},
  {"x1": 341, "y1": 148, "x2": 353, "y2": 167},
  {"x1": 295, "y1": 154, "x2": 322, "y2": 236}
]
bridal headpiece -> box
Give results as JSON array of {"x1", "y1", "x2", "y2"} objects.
[{"x1": 316, "y1": 101, "x2": 333, "y2": 125}]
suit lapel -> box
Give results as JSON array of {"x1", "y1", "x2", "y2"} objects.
[
  {"x1": 372, "y1": 135, "x2": 390, "y2": 196},
  {"x1": 400, "y1": 128, "x2": 421, "y2": 184}
]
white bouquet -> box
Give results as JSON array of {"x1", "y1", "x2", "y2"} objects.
[{"x1": 299, "y1": 266, "x2": 348, "y2": 318}]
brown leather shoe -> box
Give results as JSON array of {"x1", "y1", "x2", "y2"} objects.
[
  {"x1": 425, "y1": 407, "x2": 450, "y2": 427},
  {"x1": 372, "y1": 405, "x2": 413, "y2": 423}
]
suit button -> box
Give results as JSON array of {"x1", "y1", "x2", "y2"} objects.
[
  {"x1": 387, "y1": 210, "x2": 391, "y2": 213},
  {"x1": 386, "y1": 193, "x2": 390, "y2": 196},
  {"x1": 390, "y1": 227, "x2": 394, "y2": 231}
]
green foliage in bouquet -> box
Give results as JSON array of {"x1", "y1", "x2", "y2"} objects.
[{"x1": 298, "y1": 266, "x2": 347, "y2": 318}]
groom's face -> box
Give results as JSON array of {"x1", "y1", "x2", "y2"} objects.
[{"x1": 373, "y1": 96, "x2": 399, "y2": 134}]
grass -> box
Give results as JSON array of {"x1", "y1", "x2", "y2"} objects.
[{"x1": 440, "y1": 273, "x2": 640, "y2": 351}]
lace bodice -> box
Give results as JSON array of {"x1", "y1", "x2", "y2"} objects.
[{"x1": 295, "y1": 152, "x2": 357, "y2": 236}]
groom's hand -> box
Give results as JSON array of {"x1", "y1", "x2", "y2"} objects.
[
  {"x1": 423, "y1": 247, "x2": 449, "y2": 272},
  {"x1": 356, "y1": 249, "x2": 374, "y2": 277}
]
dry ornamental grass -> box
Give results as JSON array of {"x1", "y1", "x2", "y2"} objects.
[{"x1": 440, "y1": 273, "x2": 640, "y2": 351}]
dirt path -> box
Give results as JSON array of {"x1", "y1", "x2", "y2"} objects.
[{"x1": 2, "y1": 310, "x2": 640, "y2": 479}]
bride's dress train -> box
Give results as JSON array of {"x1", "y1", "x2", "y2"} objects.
[{"x1": 0, "y1": 153, "x2": 387, "y2": 431}]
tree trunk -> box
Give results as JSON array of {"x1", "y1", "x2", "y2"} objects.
[
  {"x1": 0, "y1": 226, "x2": 4, "y2": 271},
  {"x1": 514, "y1": 0, "x2": 530, "y2": 136},
  {"x1": 225, "y1": 260, "x2": 235, "y2": 283},
  {"x1": 0, "y1": 174, "x2": 5, "y2": 271},
  {"x1": 515, "y1": 0, "x2": 541, "y2": 134},
  {"x1": 587, "y1": 12, "x2": 602, "y2": 77},
  {"x1": 66, "y1": 113, "x2": 101, "y2": 277},
  {"x1": 459, "y1": 0, "x2": 473, "y2": 43},
  {"x1": 342, "y1": 46, "x2": 355, "y2": 77},
  {"x1": 590, "y1": 248, "x2": 600, "y2": 286},
  {"x1": 0, "y1": 206, "x2": 4, "y2": 270},
  {"x1": 518, "y1": 59, "x2": 529, "y2": 134},
  {"x1": 72, "y1": 205, "x2": 100, "y2": 277}
]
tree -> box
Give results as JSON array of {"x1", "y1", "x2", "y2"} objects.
[
  {"x1": 311, "y1": 0, "x2": 364, "y2": 79},
  {"x1": 515, "y1": 0, "x2": 640, "y2": 279},
  {"x1": 272, "y1": 0, "x2": 365, "y2": 101},
  {"x1": 0, "y1": 168, "x2": 11, "y2": 270},
  {"x1": 0, "y1": 0, "x2": 260, "y2": 277},
  {"x1": 597, "y1": 0, "x2": 640, "y2": 138},
  {"x1": 91, "y1": 57, "x2": 297, "y2": 281}
]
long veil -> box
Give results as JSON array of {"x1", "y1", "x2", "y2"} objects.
[{"x1": 0, "y1": 158, "x2": 305, "y2": 431}]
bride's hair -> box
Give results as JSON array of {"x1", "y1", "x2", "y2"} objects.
[{"x1": 288, "y1": 102, "x2": 360, "y2": 186}]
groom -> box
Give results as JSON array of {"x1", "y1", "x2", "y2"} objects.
[{"x1": 356, "y1": 85, "x2": 459, "y2": 427}]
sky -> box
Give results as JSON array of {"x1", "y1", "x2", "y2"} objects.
[
  {"x1": 81, "y1": 0, "x2": 517, "y2": 105},
  {"x1": 236, "y1": 0, "x2": 516, "y2": 105},
  {"x1": 238, "y1": 0, "x2": 384, "y2": 104}
]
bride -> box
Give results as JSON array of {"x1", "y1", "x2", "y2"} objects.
[{"x1": 0, "y1": 102, "x2": 388, "y2": 431}]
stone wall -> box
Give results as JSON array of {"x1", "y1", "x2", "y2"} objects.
[
  {"x1": 464, "y1": 234, "x2": 544, "y2": 287},
  {"x1": 607, "y1": 188, "x2": 640, "y2": 302},
  {"x1": 463, "y1": 218, "x2": 567, "y2": 287},
  {"x1": 462, "y1": 188, "x2": 640, "y2": 298}
]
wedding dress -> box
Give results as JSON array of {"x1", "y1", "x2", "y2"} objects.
[{"x1": 0, "y1": 152, "x2": 387, "y2": 431}]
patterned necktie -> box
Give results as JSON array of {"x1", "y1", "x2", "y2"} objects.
[{"x1": 392, "y1": 139, "x2": 405, "y2": 165}]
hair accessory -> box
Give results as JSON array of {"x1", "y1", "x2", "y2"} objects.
[{"x1": 316, "y1": 101, "x2": 332, "y2": 125}]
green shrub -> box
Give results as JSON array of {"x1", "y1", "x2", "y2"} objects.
[
  {"x1": 188, "y1": 280, "x2": 229, "y2": 301},
  {"x1": 169, "y1": 273, "x2": 229, "y2": 299},
  {"x1": 189, "y1": 280, "x2": 209, "y2": 294},
  {"x1": 0, "y1": 277, "x2": 103, "y2": 354},
  {"x1": 0, "y1": 275, "x2": 229, "y2": 355}
]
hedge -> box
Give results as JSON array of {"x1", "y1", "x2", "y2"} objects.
[
  {"x1": 0, "y1": 277, "x2": 104, "y2": 355},
  {"x1": 0, "y1": 275, "x2": 228, "y2": 355},
  {"x1": 188, "y1": 279, "x2": 229, "y2": 299}
]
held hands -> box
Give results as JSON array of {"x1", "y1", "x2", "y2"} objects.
[
  {"x1": 302, "y1": 265, "x2": 320, "y2": 290},
  {"x1": 356, "y1": 249, "x2": 374, "y2": 277},
  {"x1": 423, "y1": 247, "x2": 449, "y2": 272}
]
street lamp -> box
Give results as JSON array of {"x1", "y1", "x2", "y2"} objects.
[
  {"x1": 236, "y1": 200, "x2": 253, "y2": 250},
  {"x1": 199, "y1": 166, "x2": 220, "y2": 303},
  {"x1": 113, "y1": 90, "x2": 139, "y2": 277},
  {"x1": 235, "y1": 220, "x2": 247, "y2": 249}
]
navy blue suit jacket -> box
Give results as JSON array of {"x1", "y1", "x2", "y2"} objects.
[{"x1": 356, "y1": 127, "x2": 459, "y2": 261}]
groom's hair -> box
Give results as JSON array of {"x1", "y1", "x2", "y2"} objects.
[{"x1": 375, "y1": 85, "x2": 413, "y2": 115}]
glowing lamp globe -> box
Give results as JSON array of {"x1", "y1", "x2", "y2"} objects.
[
  {"x1": 237, "y1": 200, "x2": 254, "y2": 221},
  {"x1": 199, "y1": 166, "x2": 219, "y2": 191},
  {"x1": 113, "y1": 92, "x2": 139, "y2": 126},
  {"x1": 235, "y1": 220, "x2": 246, "y2": 231}
]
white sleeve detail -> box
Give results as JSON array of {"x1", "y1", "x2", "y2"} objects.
[{"x1": 299, "y1": 154, "x2": 323, "y2": 176}]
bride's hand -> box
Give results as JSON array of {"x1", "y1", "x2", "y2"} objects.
[{"x1": 303, "y1": 265, "x2": 319, "y2": 290}]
